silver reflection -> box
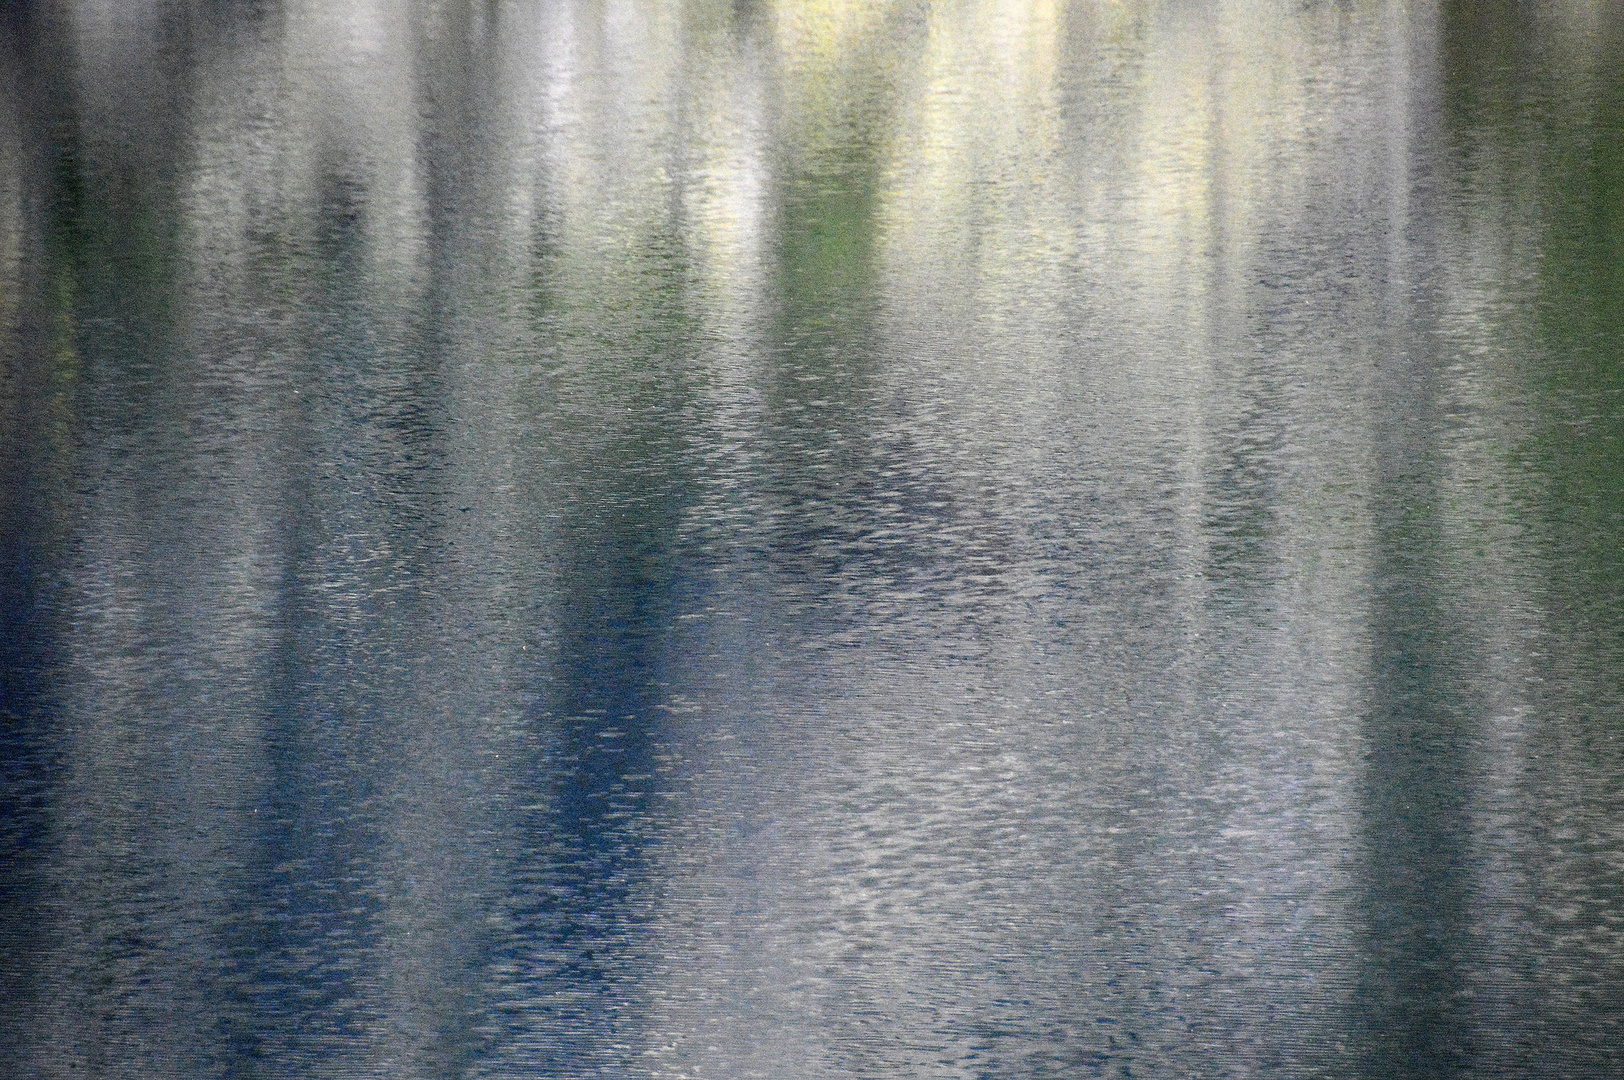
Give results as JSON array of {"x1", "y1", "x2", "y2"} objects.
[{"x1": 2, "y1": 2, "x2": 1622, "y2": 1078}]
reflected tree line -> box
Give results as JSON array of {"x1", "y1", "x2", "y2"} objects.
[{"x1": 1, "y1": 1, "x2": 1621, "y2": 1076}]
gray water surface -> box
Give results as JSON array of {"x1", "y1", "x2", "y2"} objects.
[{"x1": 3, "y1": 2, "x2": 1623, "y2": 1077}]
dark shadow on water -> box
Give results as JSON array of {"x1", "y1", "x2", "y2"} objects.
[{"x1": 1355, "y1": 525, "x2": 1477, "y2": 1077}]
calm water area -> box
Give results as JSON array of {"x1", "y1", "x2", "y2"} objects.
[{"x1": 2, "y1": 2, "x2": 1622, "y2": 1076}]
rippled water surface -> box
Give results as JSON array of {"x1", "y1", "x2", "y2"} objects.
[{"x1": 3, "y1": 2, "x2": 1623, "y2": 1077}]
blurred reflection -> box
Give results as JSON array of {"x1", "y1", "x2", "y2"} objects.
[{"x1": 2, "y1": 1, "x2": 1622, "y2": 1078}]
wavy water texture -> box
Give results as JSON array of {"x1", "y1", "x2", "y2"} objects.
[{"x1": 2, "y1": 2, "x2": 1621, "y2": 1078}]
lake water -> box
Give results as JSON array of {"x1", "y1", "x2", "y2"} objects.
[{"x1": 3, "y1": 2, "x2": 1622, "y2": 1077}]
